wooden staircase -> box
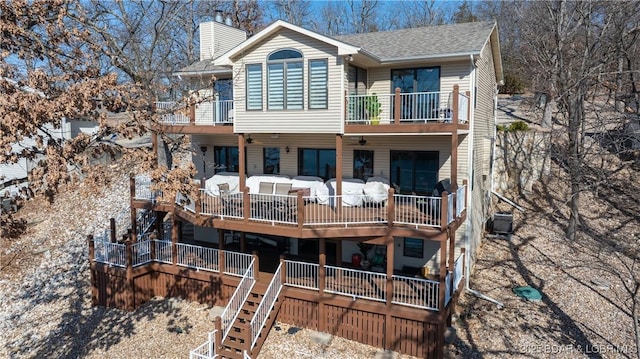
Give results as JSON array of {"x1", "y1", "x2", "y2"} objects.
[{"x1": 218, "y1": 274, "x2": 283, "y2": 359}]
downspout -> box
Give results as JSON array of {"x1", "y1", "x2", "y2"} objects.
[{"x1": 464, "y1": 54, "x2": 504, "y2": 308}]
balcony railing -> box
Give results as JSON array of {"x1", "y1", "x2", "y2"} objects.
[
  {"x1": 153, "y1": 183, "x2": 469, "y2": 231},
  {"x1": 346, "y1": 85, "x2": 470, "y2": 126},
  {"x1": 156, "y1": 100, "x2": 234, "y2": 125}
]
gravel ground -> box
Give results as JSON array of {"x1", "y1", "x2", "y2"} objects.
[{"x1": 1, "y1": 157, "x2": 638, "y2": 358}]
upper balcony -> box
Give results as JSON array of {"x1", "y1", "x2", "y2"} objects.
[{"x1": 153, "y1": 85, "x2": 469, "y2": 136}]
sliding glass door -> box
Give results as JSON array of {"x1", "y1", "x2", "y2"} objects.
[
  {"x1": 390, "y1": 150, "x2": 439, "y2": 195},
  {"x1": 391, "y1": 67, "x2": 440, "y2": 120}
]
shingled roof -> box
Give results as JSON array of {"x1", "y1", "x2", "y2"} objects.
[{"x1": 334, "y1": 21, "x2": 496, "y2": 61}]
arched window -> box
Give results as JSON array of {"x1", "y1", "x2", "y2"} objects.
[{"x1": 267, "y1": 49, "x2": 303, "y2": 110}]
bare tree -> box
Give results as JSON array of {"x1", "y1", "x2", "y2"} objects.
[
  {"x1": 269, "y1": 0, "x2": 311, "y2": 27},
  {"x1": 397, "y1": 0, "x2": 445, "y2": 28}
]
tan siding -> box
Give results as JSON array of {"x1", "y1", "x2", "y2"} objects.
[
  {"x1": 467, "y1": 38, "x2": 498, "y2": 271},
  {"x1": 232, "y1": 28, "x2": 343, "y2": 133},
  {"x1": 200, "y1": 21, "x2": 246, "y2": 60},
  {"x1": 192, "y1": 133, "x2": 460, "y2": 182}
]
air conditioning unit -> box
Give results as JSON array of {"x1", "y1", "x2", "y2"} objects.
[{"x1": 492, "y1": 212, "x2": 513, "y2": 234}]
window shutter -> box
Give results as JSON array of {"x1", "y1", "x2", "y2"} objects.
[
  {"x1": 309, "y1": 60, "x2": 328, "y2": 109},
  {"x1": 286, "y1": 62, "x2": 303, "y2": 110},
  {"x1": 268, "y1": 63, "x2": 284, "y2": 110},
  {"x1": 246, "y1": 64, "x2": 262, "y2": 110}
]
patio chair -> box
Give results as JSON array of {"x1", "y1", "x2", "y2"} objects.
[
  {"x1": 253, "y1": 182, "x2": 275, "y2": 219},
  {"x1": 273, "y1": 183, "x2": 294, "y2": 222},
  {"x1": 218, "y1": 183, "x2": 241, "y2": 217}
]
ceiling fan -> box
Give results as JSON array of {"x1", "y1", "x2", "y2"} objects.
[
  {"x1": 245, "y1": 135, "x2": 265, "y2": 145},
  {"x1": 345, "y1": 136, "x2": 371, "y2": 147}
]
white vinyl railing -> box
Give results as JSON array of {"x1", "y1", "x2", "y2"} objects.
[
  {"x1": 94, "y1": 240, "x2": 127, "y2": 267},
  {"x1": 346, "y1": 91, "x2": 453, "y2": 124},
  {"x1": 224, "y1": 251, "x2": 254, "y2": 277},
  {"x1": 447, "y1": 193, "x2": 455, "y2": 224},
  {"x1": 445, "y1": 271, "x2": 452, "y2": 305},
  {"x1": 392, "y1": 274, "x2": 439, "y2": 311},
  {"x1": 176, "y1": 192, "x2": 196, "y2": 213},
  {"x1": 154, "y1": 240, "x2": 173, "y2": 264},
  {"x1": 190, "y1": 330, "x2": 217, "y2": 359},
  {"x1": 176, "y1": 243, "x2": 220, "y2": 272},
  {"x1": 250, "y1": 262, "x2": 283, "y2": 348},
  {"x1": 325, "y1": 265, "x2": 387, "y2": 302},
  {"x1": 195, "y1": 100, "x2": 234, "y2": 125},
  {"x1": 456, "y1": 185, "x2": 466, "y2": 217},
  {"x1": 397, "y1": 91, "x2": 446, "y2": 122},
  {"x1": 284, "y1": 260, "x2": 319, "y2": 290},
  {"x1": 249, "y1": 193, "x2": 297, "y2": 225},
  {"x1": 220, "y1": 259, "x2": 256, "y2": 340},
  {"x1": 134, "y1": 175, "x2": 154, "y2": 201},
  {"x1": 132, "y1": 240, "x2": 152, "y2": 267},
  {"x1": 303, "y1": 194, "x2": 386, "y2": 226},
  {"x1": 457, "y1": 92, "x2": 469, "y2": 123},
  {"x1": 156, "y1": 101, "x2": 190, "y2": 124},
  {"x1": 453, "y1": 253, "x2": 464, "y2": 291},
  {"x1": 393, "y1": 194, "x2": 441, "y2": 228}
]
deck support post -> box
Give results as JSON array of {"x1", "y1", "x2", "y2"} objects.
[
  {"x1": 238, "y1": 134, "x2": 246, "y2": 191},
  {"x1": 451, "y1": 128, "x2": 458, "y2": 199},
  {"x1": 394, "y1": 87, "x2": 401, "y2": 124},
  {"x1": 440, "y1": 191, "x2": 449, "y2": 231},
  {"x1": 125, "y1": 240, "x2": 134, "y2": 310},
  {"x1": 387, "y1": 188, "x2": 395, "y2": 227},
  {"x1": 296, "y1": 191, "x2": 304, "y2": 230},
  {"x1": 318, "y1": 237, "x2": 326, "y2": 332},
  {"x1": 129, "y1": 174, "x2": 137, "y2": 242},
  {"x1": 447, "y1": 228, "x2": 456, "y2": 326},
  {"x1": 218, "y1": 229, "x2": 226, "y2": 275},
  {"x1": 243, "y1": 187, "x2": 251, "y2": 223},
  {"x1": 195, "y1": 178, "x2": 205, "y2": 215},
  {"x1": 252, "y1": 251, "x2": 260, "y2": 281},
  {"x1": 171, "y1": 214, "x2": 179, "y2": 267},
  {"x1": 438, "y1": 240, "x2": 447, "y2": 359},
  {"x1": 87, "y1": 235, "x2": 97, "y2": 306},
  {"x1": 110, "y1": 217, "x2": 117, "y2": 243},
  {"x1": 214, "y1": 316, "x2": 222, "y2": 351},
  {"x1": 336, "y1": 134, "x2": 343, "y2": 218},
  {"x1": 280, "y1": 255, "x2": 287, "y2": 283},
  {"x1": 452, "y1": 85, "x2": 460, "y2": 124},
  {"x1": 384, "y1": 234, "x2": 395, "y2": 350}
]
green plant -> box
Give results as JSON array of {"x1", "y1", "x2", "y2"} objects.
[
  {"x1": 496, "y1": 121, "x2": 530, "y2": 132},
  {"x1": 364, "y1": 94, "x2": 382, "y2": 118}
]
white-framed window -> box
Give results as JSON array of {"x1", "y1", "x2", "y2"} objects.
[
  {"x1": 246, "y1": 64, "x2": 263, "y2": 110},
  {"x1": 308, "y1": 59, "x2": 328, "y2": 109},
  {"x1": 267, "y1": 49, "x2": 303, "y2": 110}
]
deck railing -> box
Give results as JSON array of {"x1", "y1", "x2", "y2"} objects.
[
  {"x1": 303, "y1": 194, "x2": 387, "y2": 226},
  {"x1": 220, "y1": 259, "x2": 256, "y2": 339},
  {"x1": 250, "y1": 262, "x2": 283, "y2": 348},
  {"x1": 154, "y1": 240, "x2": 173, "y2": 264},
  {"x1": 346, "y1": 91, "x2": 453, "y2": 124},
  {"x1": 189, "y1": 330, "x2": 217, "y2": 359},
  {"x1": 393, "y1": 194, "x2": 441, "y2": 228},
  {"x1": 132, "y1": 240, "x2": 152, "y2": 267},
  {"x1": 284, "y1": 260, "x2": 319, "y2": 290},
  {"x1": 391, "y1": 274, "x2": 440, "y2": 311},
  {"x1": 453, "y1": 253, "x2": 464, "y2": 291},
  {"x1": 249, "y1": 193, "x2": 297, "y2": 225},
  {"x1": 224, "y1": 250, "x2": 254, "y2": 277},
  {"x1": 94, "y1": 240, "x2": 127, "y2": 267},
  {"x1": 457, "y1": 92, "x2": 469, "y2": 123},
  {"x1": 447, "y1": 193, "x2": 455, "y2": 224},
  {"x1": 177, "y1": 243, "x2": 220, "y2": 272},
  {"x1": 456, "y1": 185, "x2": 466, "y2": 217},
  {"x1": 176, "y1": 192, "x2": 196, "y2": 213},
  {"x1": 325, "y1": 265, "x2": 387, "y2": 302},
  {"x1": 195, "y1": 100, "x2": 234, "y2": 125},
  {"x1": 156, "y1": 101, "x2": 190, "y2": 124}
]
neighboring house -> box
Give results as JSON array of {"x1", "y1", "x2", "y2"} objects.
[{"x1": 90, "y1": 19, "x2": 503, "y2": 359}]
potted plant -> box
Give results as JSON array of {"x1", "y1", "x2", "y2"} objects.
[
  {"x1": 364, "y1": 94, "x2": 382, "y2": 125},
  {"x1": 357, "y1": 242, "x2": 372, "y2": 269}
]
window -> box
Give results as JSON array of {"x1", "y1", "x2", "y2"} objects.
[
  {"x1": 308, "y1": 59, "x2": 328, "y2": 109},
  {"x1": 348, "y1": 65, "x2": 367, "y2": 95},
  {"x1": 353, "y1": 150, "x2": 374, "y2": 181},
  {"x1": 391, "y1": 67, "x2": 440, "y2": 119},
  {"x1": 246, "y1": 64, "x2": 262, "y2": 110},
  {"x1": 267, "y1": 49, "x2": 303, "y2": 110},
  {"x1": 298, "y1": 148, "x2": 336, "y2": 180},
  {"x1": 214, "y1": 146, "x2": 245, "y2": 173},
  {"x1": 403, "y1": 238, "x2": 424, "y2": 258},
  {"x1": 263, "y1": 148, "x2": 280, "y2": 174},
  {"x1": 390, "y1": 150, "x2": 439, "y2": 195}
]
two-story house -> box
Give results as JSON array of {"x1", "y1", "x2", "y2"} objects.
[{"x1": 89, "y1": 18, "x2": 502, "y2": 359}]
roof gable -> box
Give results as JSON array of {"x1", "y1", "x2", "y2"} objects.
[{"x1": 214, "y1": 20, "x2": 360, "y2": 66}]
